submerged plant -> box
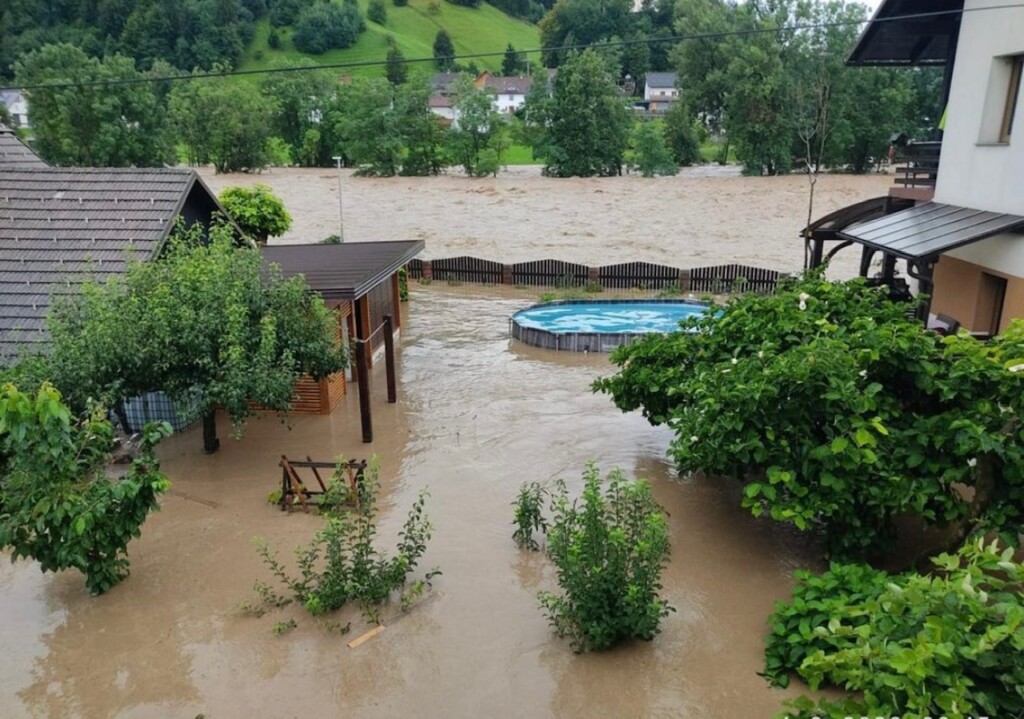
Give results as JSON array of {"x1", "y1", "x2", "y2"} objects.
[
  {"x1": 537, "y1": 463, "x2": 673, "y2": 652},
  {"x1": 253, "y1": 456, "x2": 439, "y2": 624},
  {"x1": 512, "y1": 481, "x2": 549, "y2": 550}
]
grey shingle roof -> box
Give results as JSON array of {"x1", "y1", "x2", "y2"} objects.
[
  {"x1": 645, "y1": 72, "x2": 677, "y2": 89},
  {"x1": 0, "y1": 167, "x2": 202, "y2": 361},
  {"x1": 0, "y1": 123, "x2": 47, "y2": 169}
]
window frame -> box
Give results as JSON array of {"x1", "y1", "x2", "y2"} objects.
[{"x1": 998, "y1": 55, "x2": 1023, "y2": 143}]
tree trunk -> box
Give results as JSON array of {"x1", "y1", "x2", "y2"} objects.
[
  {"x1": 203, "y1": 410, "x2": 220, "y2": 454},
  {"x1": 114, "y1": 400, "x2": 131, "y2": 435}
]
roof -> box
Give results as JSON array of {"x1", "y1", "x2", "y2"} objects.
[
  {"x1": 481, "y1": 76, "x2": 532, "y2": 95},
  {"x1": 645, "y1": 72, "x2": 677, "y2": 88},
  {"x1": 428, "y1": 95, "x2": 454, "y2": 109},
  {"x1": 0, "y1": 167, "x2": 207, "y2": 360},
  {"x1": 838, "y1": 202, "x2": 1024, "y2": 260},
  {"x1": 263, "y1": 241, "x2": 425, "y2": 301},
  {"x1": 847, "y1": 0, "x2": 963, "y2": 66},
  {"x1": 0, "y1": 123, "x2": 46, "y2": 169},
  {"x1": 430, "y1": 73, "x2": 462, "y2": 95}
]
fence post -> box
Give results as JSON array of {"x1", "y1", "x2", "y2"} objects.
[
  {"x1": 679, "y1": 268, "x2": 691, "y2": 294},
  {"x1": 502, "y1": 264, "x2": 514, "y2": 285},
  {"x1": 422, "y1": 259, "x2": 433, "y2": 281},
  {"x1": 587, "y1": 266, "x2": 600, "y2": 287}
]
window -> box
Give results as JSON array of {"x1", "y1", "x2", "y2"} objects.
[{"x1": 999, "y1": 55, "x2": 1023, "y2": 143}]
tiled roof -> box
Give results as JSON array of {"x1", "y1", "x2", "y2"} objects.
[
  {"x1": 0, "y1": 123, "x2": 46, "y2": 169},
  {"x1": 481, "y1": 76, "x2": 532, "y2": 95},
  {"x1": 0, "y1": 167, "x2": 200, "y2": 361}
]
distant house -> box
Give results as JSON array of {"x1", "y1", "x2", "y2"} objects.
[
  {"x1": 479, "y1": 74, "x2": 532, "y2": 114},
  {"x1": 644, "y1": 72, "x2": 679, "y2": 112},
  {"x1": 428, "y1": 94, "x2": 457, "y2": 123},
  {"x1": 0, "y1": 90, "x2": 29, "y2": 128}
]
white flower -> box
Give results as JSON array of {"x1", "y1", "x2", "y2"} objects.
[
  {"x1": 731, "y1": 357, "x2": 739, "y2": 365},
  {"x1": 859, "y1": 369, "x2": 868, "y2": 379},
  {"x1": 967, "y1": 457, "x2": 978, "y2": 468},
  {"x1": 1008, "y1": 363, "x2": 1024, "y2": 373},
  {"x1": 798, "y1": 300, "x2": 807, "y2": 311},
  {"x1": 757, "y1": 350, "x2": 764, "y2": 359},
  {"x1": 690, "y1": 436, "x2": 699, "y2": 443}
]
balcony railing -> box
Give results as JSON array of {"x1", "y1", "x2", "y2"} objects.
[{"x1": 894, "y1": 140, "x2": 941, "y2": 189}]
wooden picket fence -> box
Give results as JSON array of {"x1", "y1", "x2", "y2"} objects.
[{"x1": 406, "y1": 257, "x2": 785, "y2": 294}]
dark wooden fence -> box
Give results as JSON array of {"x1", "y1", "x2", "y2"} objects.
[{"x1": 407, "y1": 257, "x2": 785, "y2": 294}]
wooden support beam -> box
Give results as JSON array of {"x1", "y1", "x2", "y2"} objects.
[
  {"x1": 356, "y1": 295, "x2": 373, "y2": 369},
  {"x1": 356, "y1": 338, "x2": 372, "y2": 443},
  {"x1": 390, "y1": 273, "x2": 402, "y2": 330},
  {"x1": 383, "y1": 315, "x2": 397, "y2": 404}
]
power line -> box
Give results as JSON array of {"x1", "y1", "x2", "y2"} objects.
[{"x1": 1, "y1": 4, "x2": 1021, "y2": 93}]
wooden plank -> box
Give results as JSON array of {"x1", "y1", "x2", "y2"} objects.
[{"x1": 347, "y1": 624, "x2": 386, "y2": 648}]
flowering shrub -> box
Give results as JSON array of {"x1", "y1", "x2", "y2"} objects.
[{"x1": 595, "y1": 274, "x2": 1024, "y2": 559}]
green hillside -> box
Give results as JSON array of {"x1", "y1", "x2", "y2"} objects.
[{"x1": 239, "y1": 0, "x2": 541, "y2": 79}]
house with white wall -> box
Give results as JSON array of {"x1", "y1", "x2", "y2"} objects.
[
  {"x1": 643, "y1": 72, "x2": 678, "y2": 112},
  {"x1": 806, "y1": 0, "x2": 1024, "y2": 336},
  {"x1": 0, "y1": 90, "x2": 29, "y2": 127},
  {"x1": 479, "y1": 74, "x2": 532, "y2": 114}
]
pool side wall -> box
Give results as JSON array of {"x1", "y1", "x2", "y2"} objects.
[{"x1": 509, "y1": 299, "x2": 710, "y2": 353}]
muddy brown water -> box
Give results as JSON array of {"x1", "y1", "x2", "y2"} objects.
[{"x1": 1, "y1": 286, "x2": 823, "y2": 718}]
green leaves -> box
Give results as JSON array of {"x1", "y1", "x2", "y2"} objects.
[
  {"x1": 596, "y1": 274, "x2": 1024, "y2": 560},
  {"x1": 0, "y1": 384, "x2": 171, "y2": 594},
  {"x1": 770, "y1": 541, "x2": 1024, "y2": 718},
  {"x1": 528, "y1": 464, "x2": 674, "y2": 653},
  {"x1": 218, "y1": 185, "x2": 292, "y2": 243}
]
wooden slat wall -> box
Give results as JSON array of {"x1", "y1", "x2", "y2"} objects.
[
  {"x1": 405, "y1": 258, "x2": 784, "y2": 294},
  {"x1": 367, "y1": 275, "x2": 396, "y2": 354},
  {"x1": 689, "y1": 264, "x2": 782, "y2": 294},
  {"x1": 512, "y1": 259, "x2": 589, "y2": 287},
  {"x1": 598, "y1": 261, "x2": 681, "y2": 289}
]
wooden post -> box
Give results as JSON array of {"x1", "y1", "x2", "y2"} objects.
[
  {"x1": 679, "y1": 268, "x2": 691, "y2": 294},
  {"x1": 355, "y1": 339, "x2": 373, "y2": 443},
  {"x1": 502, "y1": 264, "x2": 514, "y2": 285},
  {"x1": 390, "y1": 273, "x2": 402, "y2": 329},
  {"x1": 356, "y1": 294, "x2": 373, "y2": 368},
  {"x1": 383, "y1": 315, "x2": 397, "y2": 404},
  {"x1": 422, "y1": 259, "x2": 433, "y2": 281},
  {"x1": 587, "y1": 266, "x2": 600, "y2": 287}
]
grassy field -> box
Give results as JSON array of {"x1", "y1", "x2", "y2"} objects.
[
  {"x1": 240, "y1": 0, "x2": 541, "y2": 80},
  {"x1": 502, "y1": 143, "x2": 538, "y2": 165},
  {"x1": 699, "y1": 140, "x2": 736, "y2": 164}
]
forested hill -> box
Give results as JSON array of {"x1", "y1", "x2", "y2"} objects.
[{"x1": 0, "y1": 0, "x2": 543, "y2": 81}]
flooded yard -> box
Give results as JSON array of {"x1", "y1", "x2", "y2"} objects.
[{"x1": 0, "y1": 286, "x2": 822, "y2": 717}]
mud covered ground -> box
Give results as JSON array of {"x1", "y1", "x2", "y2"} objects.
[
  {"x1": 201, "y1": 165, "x2": 893, "y2": 279},
  {"x1": 0, "y1": 287, "x2": 826, "y2": 718}
]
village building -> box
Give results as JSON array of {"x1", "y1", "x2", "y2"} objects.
[
  {"x1": 806, "y1": 0, "x2": 1024, "y2": 337},
  {"x1": 643, "y1": 72, "x2": 678, "y2": 113},
  {"x1": 0, "y1": 90, "x2": 29, "y2": 128}
]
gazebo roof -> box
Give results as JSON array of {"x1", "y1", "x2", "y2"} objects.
[
  {"x1": 263, "y1": 241, "x2": 424, "y2": 301},
  {"x1": 847, "y1": 0, "x2": 963, "y2": 66}
]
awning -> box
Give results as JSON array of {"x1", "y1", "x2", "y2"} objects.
[
  {"x1": 263, "y1": 240, "x2": 424, "y2": 300},
  {"x1": 847, "y1": 0, "x2": 962, "y2": 66},
  {"x1": 838, "y1": 203, "x2": 1024, "y2": 260}
]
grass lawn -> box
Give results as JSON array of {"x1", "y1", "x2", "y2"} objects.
[
  {"x1": 502, "y1": 144, "x2": 538, "y2": 165},
  {"x1": 240, "y1": 0, "x2": 541, "y2": 80},
  {"x1": 699, "y1": 140, "x2": 737, "y2": 164}
]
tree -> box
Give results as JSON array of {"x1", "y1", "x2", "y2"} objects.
[
  {"x1": 538, "y1": 0, "x2": 633, "y2": 67},
  {"x1": 0, "y1": 383, "x2": 172, "y2": 595},
  {"x1": 396, "y1": 81, "x2": 450, "y2": 176},
  {"x1": 367, "y1": 0, "x2": 388, "y2": 24},
  {"x1": 542, "y1": 49, "x2": 630, "y2": 177},
  {"x1": 625, "y1": 120, "x2": 677, "y2": 177},
  {"x1": 385, "y1": 43, "x2": 408, "y2": 85},
  {"x1": 595, "y1": 275, "x2": 1024, "y2": 560},
  {"x1": 218, "y1": 185, "x2": 293, "y2": 244},
  {"x1": 502, "y1": 43, "x2": 522, "y2": 76},
  {"x1": 48, "y1": 224, "x2": 345, "y2": 454},
  {"x1": 332, "y1": 78, "x2": 403, "y2": 175},
  {"x1": 14, "y1": 43, "x2": 174, "y2": 167},
  {"x1": 433, "y1": 29, "x2": 456, "y2": 70},
  {"x1": 446, "y1": 0, "x2": 481, "y2": 6},
  {"x1": 293, "y1": 0, "x2": 364, "y2": 54},
  {"x1": 261, "y1": 66, "x2": 338, "y2": 166},
  {"x1": 169, "y1": 73, "x2": 276, "y2": 173},
  {"x1": 448, "y1": 77, "x2": 507, "y2": 176},
  {"x1": 662, "y1": 99, "x2": 701, "y2": 165}
]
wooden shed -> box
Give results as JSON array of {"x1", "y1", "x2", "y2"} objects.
[{"x1": 262, "y1": 240, "x2": 424, "y2": 415}]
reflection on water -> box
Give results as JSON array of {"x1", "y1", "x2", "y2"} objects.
[{"x1": 0, "y1": 285, "x2": 820, "y2": 718}]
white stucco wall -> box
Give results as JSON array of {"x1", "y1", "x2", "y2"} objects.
[
  {"x1": 946, "y1": 231, "x2": 1024, "y2": 276},
  {"x1": 933, "y1": 0, "x2": 1024, "y2": 215},
  {"x1": 494, "y1": 93, "x2": 525, "y2": 113}
]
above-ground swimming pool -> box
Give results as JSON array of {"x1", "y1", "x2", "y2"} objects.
[{"x1": 510, "y1": 299, "x2": 710, "y2": 352}]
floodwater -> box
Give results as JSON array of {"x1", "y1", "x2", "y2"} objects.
[
  {"x1": 0, "y1": 287, "x2": 823, "y2": 718},
  {"x1": 200, "y1": 165, "x2": 893, "y2": 280}
]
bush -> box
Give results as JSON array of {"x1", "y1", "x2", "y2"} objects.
[
  {"x1": 267, "y1": 30, "x2": 281, "y2": 49},
  {"x1": 536, "y1": 464, "x2": 673, "y2": 652},
  {"x1": 512, "y1": 481, "x2": 548, "y2": 550},
  {"x1": 254, "y1": 457, "x2": 439, "y2": 623},
  {"x1": 265, "y1": 136, "x2": 292, "y2": 167},
  {"x1": 768, "y1": 540, "x2": 1024, "y2": 718},
  {"x1": 0, "y1": 383, "x2": 172, "y2": 595},
  {"x1": 625, "y1": 120, "x2": 678, "y2": 177},
  {"x1": 595, "y1": 275, "x2": 1024, "y2": 560},
  {"x1": 292, "y1": 0, "x2": 364, "y2": 55},
  {"x1": 218, "y1": 184, "x2": 292, "y2": 243},
  {"x1": 393, "y1": 0, "x2": 408, "y2": 6},
  {"x1": 367, "y1": 0, "x2": 387, "y2": 24}
]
